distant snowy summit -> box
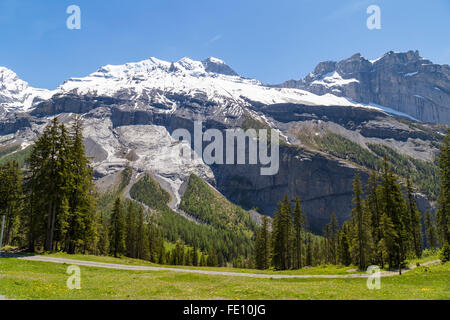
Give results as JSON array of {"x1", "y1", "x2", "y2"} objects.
[
  {"x1": 1, "y1": 50, "x2": 449, "y2": 124},
  {"x1": 279, "y1": 50, "x2": 450, "y2": 124},
  {"x1": 0, "y1": 67, "x2": 51, "y2": 116},
  {"x1": 29, "y1": 56, "x2": 380, "y2": 118}
]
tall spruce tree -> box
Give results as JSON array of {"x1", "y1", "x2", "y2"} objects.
[
  {"x1": 406, "y1": 178, "x2": 422, "y2": 258},
  {"x1": 293, "y1": 197, "x2": 304, "y2": 268},
  {"x1": 272, "y1": 194, "x2": 292, "y2": 270},
  {"x1": 125, "y1": 202, "x2": 137, "y2": 258},
  {"x1": 380, "y1": 157, "x2": 408, "y2": 273},
  {"x1": 366, "y1": 171, "x2": 383, "y2": 266},
  {"x1": 255, "y1": 215, "x2": 271, "y2": 269},
  {"x1": 338, "y1": 223, "x2": 352, "y2": 266},
  {"x1": 351, "y1": 173, "x2": 369, "y2": 270},
  {"x1": 65, "y1": 117, "x2": 96, "y2": 254},
  {"x1": 135, "y1": 207, "x2": 147, "y2": 260},
  {"x1": 424, "y1": 211, "x2": 437, "y2": 250},
  {"x1": 0, "y1": 161, "x2": 23, "y2": 246},
  {"x1": 327, "y1": 212, "x2": 339, "y2": 265},
  {"x1": 109, "y1": 198, "x2": 125, "y2": 257},
  {"x1": 305, "y1": 233, "x2": 313, "y2": 266},
  {"x1": 436, "y1": 130, "x2": 450, "y2": 246},
  {"x1": 26, "y1": 118, "x2": 72, "y2": 252}
]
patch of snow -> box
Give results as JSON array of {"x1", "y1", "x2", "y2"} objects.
[
  {"x1": 207, "y1": 57, "x2": 226, "y2": 65},
  {"x1": 348, "y1": 100, "x2": 420, "y2": 121},
  {"x1": 311, "y1": 71, "x2": 359, "y2": 88}
]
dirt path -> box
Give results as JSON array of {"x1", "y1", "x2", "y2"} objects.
[{"x1": 10, "y1": 255, "x2": 441, "y2": 279}]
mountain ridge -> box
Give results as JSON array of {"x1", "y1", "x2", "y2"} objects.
[
  {"x1": 0, "y1": 49, "x2": 447, "y2": 233},
  {"x1": 279, "y1": 50, "x2": 450, "y2": 124}
]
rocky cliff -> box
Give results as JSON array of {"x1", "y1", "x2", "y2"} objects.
[{"x1": 279, "y1": 50, "x2": 450, "y2": 125}]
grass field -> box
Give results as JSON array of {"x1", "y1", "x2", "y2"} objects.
[
  {"x1": 39, "y1": 252, "x2": 367, "y2": 275},
  {"x1": 0, "y1": 257, "x2": 448, "y2": 300}
]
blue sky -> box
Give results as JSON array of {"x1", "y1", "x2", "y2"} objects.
[{"x1": 1, "y1": 0, "x2": 449, "y2": 89}]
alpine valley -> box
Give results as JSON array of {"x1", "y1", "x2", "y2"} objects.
[{"x1": 1, "y1": 50, "x2": 448, "y2": 237}]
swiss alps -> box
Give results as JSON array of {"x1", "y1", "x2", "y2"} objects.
[{"x1": 0, "y1": 51, "x2": 448, "y2": 232}]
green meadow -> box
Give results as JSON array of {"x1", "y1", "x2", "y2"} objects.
[{"x1": 0, "y1": 257, "x2": 448, "y2": 300}]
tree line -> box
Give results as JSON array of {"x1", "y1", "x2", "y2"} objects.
[
  {"x1": 0, "y1": 117, "x2": 235, "y2": 268},
  {"x1": 1, "y1": 118, "x2": 96, "y2": 253},
  {"x1": 255, "y1": 129, "x2": 450, "y2": 270}
]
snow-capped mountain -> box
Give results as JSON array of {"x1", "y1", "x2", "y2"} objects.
[
  {"x1": 55, "y1": 56, "x2": 395, "y2": 115},
  {"x1": 0, "y1": 51, "x2": 446, "y2": 232},
  {"x1": 0, "y1": 67, "x2": 52, "y2": 116},
  {"x1": 280, "y1": 50, "x2": 450, "y2": 124},
  {"x1": 1, "y1": 55, "x2": 420, "y2": 121}
]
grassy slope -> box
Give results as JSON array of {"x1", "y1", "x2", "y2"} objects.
[
  {"x1": 129, "y1": 174, "x2": 255, "y2": 261},
  {"x1": 0, "y1": 145, "x2": 33, "y2": 166},
  {"x1": 180, "y1": 174, "x2": 257, "y2": 237},
  {"x1": 0, "y1": 258, "x2": 448, "y2": 300}
]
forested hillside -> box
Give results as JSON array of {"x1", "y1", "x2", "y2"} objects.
[{"x1": 130, "y1": 174, "x2": 256, "y2": 267}]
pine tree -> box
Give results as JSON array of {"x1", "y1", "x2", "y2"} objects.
[
  {"x1": 272, "y1": 194, "x2": 292, "y2": 270},
  {"x1": 125, "y1": 202, "x2": 136, "y2": 258},
  {"x1": 255, "y1": 216, "x2": 271, "y2": 269},
  {"x1": 366, "y1": 171, "x2": 383, "y2": 266},
  {"x1": 174, "y1": 239, "x2": 185, "y2": 265},
  {"x1": 293, "y1": 197, "x2": 304, "y2": 269},
  {"x1": 351, "y1": 173, "x2": 369, "y2": 270},
  {"x1": 26, "y1": 118, "x2": 72, "y2": 252},
  {"x1": 424, "y1": 211, "x2": 437, "y2": 250},
  {"x1": 323, "y1": 224, "x2": 330, "y2": 263},
  {"x1": 109, "y1": 198, "x2": 125, "y2": 257},
  {"x1": 406, "y1": 178, "x2": 422, "y2": 258},
  {"x1": 305, "y1": 233, "x2": 313, "y2": 266},
  {"x1": 328, "y1": 212, "x2": 339, "y2": 265},
  {"x1": 96, "y1": 212, "x2": 109, "y2": 255},
  {"x1": 0, "y1": 161, "x2": 23, "y2": 246},
  {"x1": 207, "y1": 247, "x2": 218, "y2": 267},
  {"x1": 338, "y1": 223, "x2": 352, "y2": 266},
  {"x1": 192, "y1": 244, "x2": 199, "y2": 266},
  {"x1": 436, "y1": 130, "x2": 450, "y2": 246},
  {"x1": 65, "y1": 117, "x2": 96, "y2": 254},
  {"x1": 200, "y1": 254, "x2": 207, "y2": 266},
  {"x1": 135, "y1": 207, "x2": 147, "y2": 260},
  {"x1": 380, "y1": 157, "x2": 408, "y2": 273},
  {"x1": 379, "y1": 213, "x2": 397, "y2": 267}
]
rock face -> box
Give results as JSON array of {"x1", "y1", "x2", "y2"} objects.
[
  {"x1": 280, "y1": 50, "x2": 450, "y2": 124},
  {"x1": 0, "y1": 53, "x2": 445, "y2": 232},
  {"x1": 213, "y1": 146, "x2": 367, "y2": 233}
]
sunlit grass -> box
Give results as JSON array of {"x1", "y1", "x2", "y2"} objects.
[{"x1": 0, "y1": 258, "x2": 448, "y2": 300}]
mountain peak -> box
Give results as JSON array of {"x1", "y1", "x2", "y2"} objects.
[
  {"x1": 0, "y1": 66, "x2": 51, "y2": 115},
  {"x1": 279, "y1": 49, "x2": 450, "y2": 124},
  {"x1": 201, "y1": 57, "x2": 238, "y2": 76}
]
